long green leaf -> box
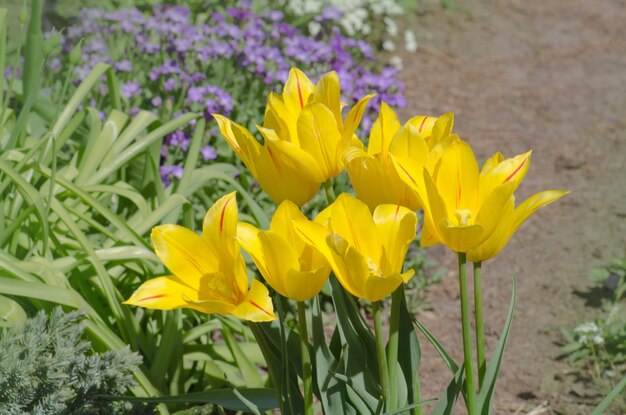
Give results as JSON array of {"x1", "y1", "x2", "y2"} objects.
[
  {"x1": 429, "y1": 364, "x2": 465, "y2": 415},
  {"x1": 102, "y1": 388, "x2": 279, "y2": 411},
  {"x1": 590, "y1": 374, "x2": 626, "y2": 415},
  {"x1": 0, "y1": 276, "x2": 85, "y2": 308},
  {"x1": 477, "y1": 276, "x2": 517, "y2": 414},
  {"x1": 0, "y1": 159, "x2": 49, "y2": 253}
]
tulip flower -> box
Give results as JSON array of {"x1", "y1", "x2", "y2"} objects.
[
  {"x1": 467, "y1": 151, "x2": 569, "y2": 261},
  {"x1": 344, "y1": 103, "x2": 458, "y2": 210},
  {"x1": 409, "y1": 140, "x2": 522, "y2": 253},
  {"x1": 124, "y1": 192, "x2": 276, "y2": 322},
  {"x1": 213, "y1": 114, "x2": 320, "y2": 207},
  {"x1": 213, "y1": 68, "x2": 373, "y2": 206},
  {"x1": 237, "y1": 200, "x2": 331, "y2": 301},
  {"x1": 295, "y1": 193, "x2": 417, "y2": 302}
]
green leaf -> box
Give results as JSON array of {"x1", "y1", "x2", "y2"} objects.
[
  {"x1": 590, "y1": 374, "x2": 626, "y2": 415},
  {"x1": 383, "y1": 398, "x2": 438, "y2": 415},
  {"x1": 428, "y1": 364, "x2": 465, "y2": 415},
  {"x1": 222, "y1": 324, "x2": 263, "y2": 387},
  {"x1": 101, "y1": 388, "x2": 279, "y2": 412},
  {"x1": 311, "y1": 295, "x2": 351, "y2": 414},
  {"x1": 0, "y1": 294, "x2": 27, "y2": 326},
  {"x1": 477, "y1": 276, "x2": 517, "y2": 414},
  {"x1": 396, "y1": 287, "x2": 421, "y2": 409},
  {"x1": 414, "y1": 319, "x2": 459, "y2": 374},
  {"x1": 329, "y1": 276, "x2": 380, "y2": 412}
]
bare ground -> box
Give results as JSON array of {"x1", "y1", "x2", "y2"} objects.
[{"x1": 398, "y1": 0, "x2": 626, "y2": 413}]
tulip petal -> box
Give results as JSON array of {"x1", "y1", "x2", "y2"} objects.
[
  {"x1": 237, "y1": 222, "x2": 270, "y2": 278},
  {"x1": 269, "y1": 200, "x2": 307, "y2": 253},
  {"x1": 151, "y1": 224, "x2": 219, "y2": 292},
  {"x1": 329, "y1": 194, "x2": 381, "y2": 261},
  {"x1": 511, "y1": 190, "x2": 569, "y2": 232},
  {"x1": 373, "y1": 204, "x2": 417, "y2": 274},
  {"x1": 368, "y1": 102, "x2": 402, "y2": 158},
  {"x1": 213, "y1": 115, "x2": 261, "y2": 177},
  {"x1": 258, "y1": 126, "x2": 325, "y2": 183},
  {"x1": 479, "y1": 150, "x2": 532, "y2": 208},
  {"x1": 257, "y1": 230, "x2": 300, "y2": 297},
  {"x1": 344, "y1": 148, "x2": 400, "y2": 210},
  {"x1": 297, "y1": 102, "x2": 345, "y2": 179},
  {"x1": 315, "y1": 71, "x2": 343, "y2": 130},
  {"x1": 427, "y1": 112, "x2": 454, "y2": 149},
  {"x1": 265, "y1": 92, "x2": 298, "y2": 144},
  {"x1": 363, "y1": 272, "x2": 405, "y2": 303},
  {"x1": 474, "y1": 182, "x2": 515, "y2": 244},
  {"x1": 231, "y1": 279, "x2": 276, "y2": 322},
  {"x1": 438, "y1": 219, "x2": 483, "y2": 253},
  {"x1": 422, "y1": 169, "x2": 448, "y2": 243},
  {"x1": 388, "y1": 125, "x2": 429, "y2": 166},
  {"x1": 284, "y1": 68, "x2": 315, "y2": 113},
  {"x1": 124, "y1": 276, "x2": 199, "y2": 310},
  {"x1": 406, "y1": 115, "x2": 438, "y2": 138},
  {"x1": 343, "y1": 93, "x2": 375, "y2": 141},
  {"x1": 284, "y1": 267, "x2": 330, "y2": 302},
  {"x1": 435, "y1": 140, "x2": 479, "y2": 213}
]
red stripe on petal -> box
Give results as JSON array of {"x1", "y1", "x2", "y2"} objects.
[
  {"x1": 219, "y1": 198, "x2": 232, "y2": 232},
  {"x1": 352, "y1": 99, "x2": 367, "y2": 123},
  {"x1": 249, "y1": 300, "x2": 273, "y2": 317},
  {"x1": 503, "y1": 157, "x2": 528, "y2": 183},
  {"x1": 137, "y1": 294, "x2": 167, "y2": 302},
  {"x1": 295, "y1": 71, "x2": 304, "y2": 109},
  {"x1": 418, "y1": 116, "x2": 429, "y2": 133},
  {"x1": 398, "y1": 164, "x2": 417, "y2": 186}
]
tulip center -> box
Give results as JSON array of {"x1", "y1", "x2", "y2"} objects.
[
  {"x1": 454, "y1": 209, "x2": 473, "y2": 226},
  {"x1": 367, "y1": 257, "x2": 383, "y2": 278}
]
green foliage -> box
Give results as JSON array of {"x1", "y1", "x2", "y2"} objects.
[
  {"x1": 562, "y1": 258, "x2": 626, "y2": 412},
  {"x1": 0, "y1": 307, "x2": 151, "y2": 415}
]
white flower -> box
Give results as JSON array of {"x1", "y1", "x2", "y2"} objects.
[
  {"x1": 384, "y1": 17, "x2": 398, "y2": 36},
  {"x1": 308, "y1": 21, "x2": 322, "y2": 36},
  {"x1": 389, "y1": 56, "x2": 403, "y2": 70},
  {"x1": 404, "y1": 29, "x2": 417, "y2": 52},
  {"x1": 382, "y1": 40, "x2": 396, "y2": 51}
]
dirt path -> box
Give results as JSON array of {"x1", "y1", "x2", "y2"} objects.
[{"x1": 398, "y1": 1, "x2": 626, "y2": 413}]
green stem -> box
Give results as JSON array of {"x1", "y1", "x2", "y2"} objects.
[
  {"x1": 373, "y1": 301, "x2": 390, "y2": 410},
  {"x1": 322, "y1": 179, "x2": 336, "y2": 203},
  {"x1": 412, "y1": 368, "x2": 423, "y2": 415},
  {"x1": 458, "y1": 252, "x2": 477, "y2": 415},
  {"x1": 387, "y1": 288, "x2": 402, "y2": 411},
  {"x1": 297, "y1": 301, "x2": 314, "y2": 415},
  {"x1": 473, "y1": 261, "x2": 486, "y2": 388}
]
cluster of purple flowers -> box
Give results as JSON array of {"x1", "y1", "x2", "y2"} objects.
[{"x1": 52, "y1": 2, "x2": 405, "y2": 185}]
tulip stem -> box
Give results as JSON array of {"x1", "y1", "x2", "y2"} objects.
[
  {"x1": 473, "y1": 261, "x2": 486, "y2": 388},
  {"x1": 458, "y1": 252, "x2": 477, "y2": 415},
  {"x1": 322, "y1": 179, "x2": 336, "y2": 203},
  {"x1": 373, "y1": 301, "x2": 391, "y2": 410},
  {"x1": 297, "y1": 301, "x2": 314, "y2": 415}
]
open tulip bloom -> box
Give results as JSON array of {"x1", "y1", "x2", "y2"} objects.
[
  {"x1": 124, "y1": 192, "x2": 276, "y2": 322},
  {"x1": 344, "y1": 102, "x2": 458, "y2": 211},
  {"x1": 294, "y1": 193, "x2": 417, "y2": 302},
  {"x1": 213, "y1": 68, "x2": 373, "y2": 206},
  {"x1": 236, "y1": 200, "x2": 331, "y2": 301}
]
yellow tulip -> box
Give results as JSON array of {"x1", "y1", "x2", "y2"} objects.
[
  {"x1": 237, "y1": 200, "x2": 331, "y2": 301},
  {"x1": 408, "y1": 142, "x2": 567, "y2": 255},
  {"x1": 344, "y1": 103, "x2": 457, "y2": 210},
  {"x1": 213, "y1": 68, "x2": 373, "y2": 206},
  {"x1": 213, "y1": 114, "x2": 320, "y2": 207},
  {"x1": 295, "y1": 193, "x2": 417, "y2": 302},
  {"x1": 466, "y1": 152, "x2": 569, "y2": 261},
  {"x1": 124, "y1": 192, "x2": 276, "y2": 322},
  {"x1": 256, "y1": 68, "x2": 374, "y2": 183}
]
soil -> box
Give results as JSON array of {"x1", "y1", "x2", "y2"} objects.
[{"x1": 397, "y1": 0, "x2": 626, "y2": 413}]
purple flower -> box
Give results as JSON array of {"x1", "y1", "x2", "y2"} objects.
[
  {"x1": 122, "y1": 81, "x2": 141, "y2": 99},
  {"x1": 200, "y1": 146, "x2": 218, "y2": 161},
  {"x1": 151, "y1": 96, "x2": 162, "y2": 107},
  {"x1": 160, "y1": 164, "x2": 184, "y2": 186}
]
